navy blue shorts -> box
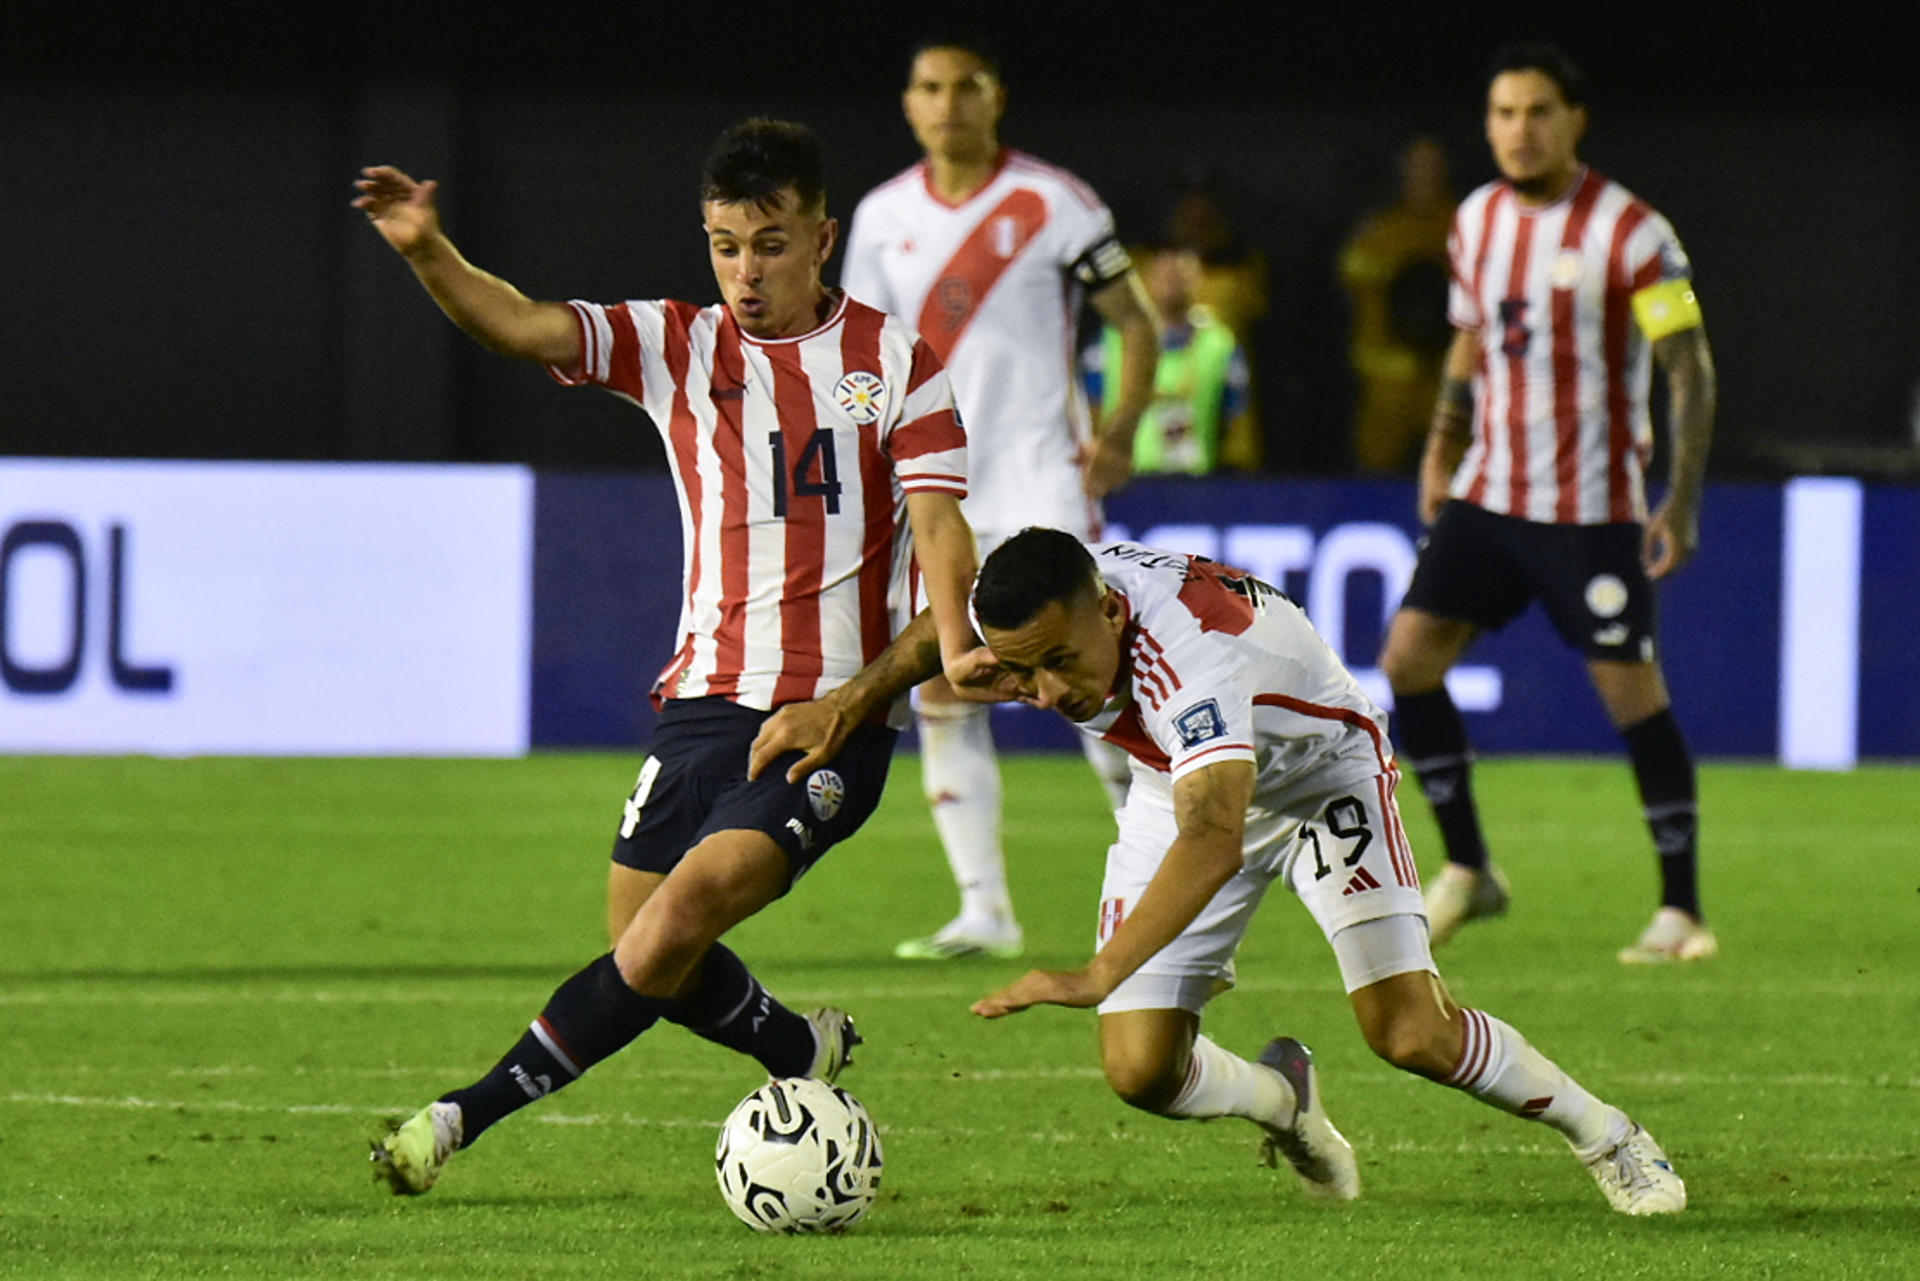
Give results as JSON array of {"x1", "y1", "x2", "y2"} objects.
[
  {"x1": 1402, "y1": 500, "x2": 1658, "y2": 662},
  {"x1": 610, "y1": 697, "x2": 898, "y2": 886}
]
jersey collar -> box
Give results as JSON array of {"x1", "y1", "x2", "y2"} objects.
[{"x1": 919, "y1": 147, "x2": 1012, "y2": 210}]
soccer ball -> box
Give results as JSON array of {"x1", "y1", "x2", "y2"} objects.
[{"x1": 714, "y1": 1077, "x2": 884, "y2": 1233}]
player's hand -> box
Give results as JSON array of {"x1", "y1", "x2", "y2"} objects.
[
  {"x1": 748, "y1": 693, "x2": 856, "y2": 784},
  {"x1": 943, "y1": 645, "x2": 1018, "y2": 703},
  {"x1": 1642, "y1": 498, "x2": 1699, "y2": 579},
  {"x1": 971, "y1": 967, "x2": 1108, "y2": 1018},
  {"x1": 1077, "y1": 433, "x2": 1135, "y2": 500},
  {"x1": 352, "y1": 165, "x2": 443, "y2": 257}
]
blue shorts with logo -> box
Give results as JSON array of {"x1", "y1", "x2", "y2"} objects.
[
  {"x1": 611, "y1": 696, "x2": 898, "y2": 886},
  {"x1": 1402, "y1": 500, "x2": 1658, "y2": 662}
]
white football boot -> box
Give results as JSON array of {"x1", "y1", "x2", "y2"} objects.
[
  {"x1": 1617, "y1": 907, "x2": 1719, "y2": 964},
  {"x1": 1574, "y1": 1110, "x2": 1687, "y2": 1215},
  {"x1": 893, "y1": 915, "x2": 1024, "y2": 961},
  {"x1": 1256, "y1": 1037, "x2": 1361, "y2": 1201},
  {"x1": 1423, "y1": 862, "x2": 1510, "y2": 947},
  {"x1": 801, "y1": 1007, "x2": 862, "y2": 1084}
]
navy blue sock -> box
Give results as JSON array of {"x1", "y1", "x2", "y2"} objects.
[
  {"x1": 443, "y1": 952, "x2": 665, "y2": 1145},
  {"x1": 1622, "y1": 708, "x2": 1701, "y2": 918},
  {"x1": 1392, "y1": 687, "x2": 1491, "y2": 871},
  {"x1": 665, "y1": 943, "x2": 815, "y2": 1078}
]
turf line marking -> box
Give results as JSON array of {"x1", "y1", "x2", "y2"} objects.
[
  {"x1": 26, "y1": 1064, "x2": 1919, "y2": 1089},
  {"x1": 4, "y1": 972, "x2": 1916, "y2": 1006},
  {"x1": 7, "y1": 1093, "x2": 1911, "y2": 1161}
]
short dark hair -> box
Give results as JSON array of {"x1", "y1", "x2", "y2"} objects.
[
  {"x1": 700, "y1": 118, "x2": 826, "y2": 216},
  {"x1": 973, "y1": 527, "x2": 1101, "y2": 631},
  {"x1": 1487, "y1": 41, "x2": 1587, "y2": 107},
  {"x1": 908, "y1": 31, "x2": 1003, "y2": 81}
]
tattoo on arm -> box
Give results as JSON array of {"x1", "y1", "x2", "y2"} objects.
[
  {"x1": 1657, "y1": 329, "x2": 1716, "y2": 501},
  {"x1": 1432, "y1": 377, "x2": 1473, "y2": 441}
]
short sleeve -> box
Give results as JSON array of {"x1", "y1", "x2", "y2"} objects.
[
  {"x1": 887, "y1": 336, "x2": 967, "y2": 499},
  {"x1": 545, "y1": 300, "x2": 655, "y2": 399}
]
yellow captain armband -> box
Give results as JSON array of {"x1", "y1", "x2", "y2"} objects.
[{"x1": 1631, "y1": 278, "x2": 1704, "y2": 340}]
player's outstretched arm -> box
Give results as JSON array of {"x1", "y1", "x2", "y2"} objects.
[
  {"x1": 746, "y1": 606, "x2": 1012, "y2": 784},
  {"x1": 973, "y1": 759, "x2": 1252, "y2": 1018},
  {"x1": 351, "y1": 166, "x2": 579, "y2": 367},
  {"x1": 1080, "y1": 272, "x2": 1162, "y2": 499},
  {"x1": 748, "y1": 611, "x2": 940, "y2": 784},
  {"x1": 905, "y1": 491, "x2": 990, "y2": 683},
  {"x1": 1644, "y1": 324, "x2": 1716, "y2": 578}
]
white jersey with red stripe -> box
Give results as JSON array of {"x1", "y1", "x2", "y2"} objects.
[
  {"x1": 843, "y1": 149, "x2": 1130, "y2": 541},
  {"x1": 1078, "y1": 542, "x2": 1402, "y2": 820},
  {"x1": 1447, "y1": 166, "x2": 1693, "y2": 525},
  {"x1": 548, "y1": 292, "x2": 966, "y2": 715}
]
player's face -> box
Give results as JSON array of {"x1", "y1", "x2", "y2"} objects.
[
  {"x1": 982, "y1": 589, "x2": 1128, "y2": 723},
  {"x1": 704, "y1": 191, "x2": 839, "y2": 339},
  {"x1": 1485, "y1": 70, "x2": 1586, "y2": 200},
  {"x1": 902, "y1": 47, "x2": 1005, "y2": 165}
]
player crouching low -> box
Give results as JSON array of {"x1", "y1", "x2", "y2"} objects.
[{"x1": 751, "y1": 528, "x2": 1687, "y2": 1216}]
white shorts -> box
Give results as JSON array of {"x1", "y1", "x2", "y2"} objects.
[{"x1": 1096, "y1": 769, "x2": 1431, "y2": 1015}]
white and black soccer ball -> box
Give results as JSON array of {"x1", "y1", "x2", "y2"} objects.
[{"x1": 715, "y1": 1077, "x2": 883, "y2": 1234}]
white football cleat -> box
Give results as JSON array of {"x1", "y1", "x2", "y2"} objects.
[
  {"x1": 1423, "y1": 862, "x2": 1509, "y2": 947},
  {"x1": 1617, "y1": 907, "x2": 1719, "y2": 964},
  {"x1": 893, "y1": 915, "x2": 1023, "y2": 961},
  {"x1": 1574, "y1": 1112, "x2": 1686, "y2": 1215},
  {"x1": 1256, "y1": 1037, "x2": 1360, "y2": 1201},
  {"x1": 370, "y1": 1100, "x2": 463, "y2": 1196},
  {"x1": 801, "y1": 1007, "x2": 862, "y2": 1084}
]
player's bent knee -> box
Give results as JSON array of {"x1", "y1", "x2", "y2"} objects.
[
  {"x1": 1351, "y1": 969, "x2": 1459, "y2": 1079},
  {"x1": 1358, "y1": 1008, "x2": 1455, "y2": 1078},
  {"x1": 614, "y1": 890, "x2": 730, "y2": 994},
  {"x1": 1101, "y1": 1054, "x2": 1184, "y2": 1113}
]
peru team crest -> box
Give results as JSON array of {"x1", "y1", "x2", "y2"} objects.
[{"x1": 832, "y1": 371, "x2": 886, "y2": 425}]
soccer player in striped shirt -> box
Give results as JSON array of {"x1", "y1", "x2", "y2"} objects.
[
  {"x1": 1378, "y1": 43, "x2": 1720, "y2": 964},
  {"x1": 753, "y1": 528, "x2": 1687, "y2": 1215},
  {"x1": 354, "y1": 119, "x2": 985, "y2": 1195},
  {"x1": 843, "y1": 34, "x2": 1162, "y2": 962}
]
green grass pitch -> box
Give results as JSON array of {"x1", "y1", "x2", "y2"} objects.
[{"x1": 1, "y1": 752, "x2": 1915, "y2": 1279}]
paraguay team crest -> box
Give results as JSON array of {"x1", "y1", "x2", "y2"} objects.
[
  {"x1": 832, "y1": 371, "x2": 886, "y2": 425},
  {"x1": 806, "y1": 769, "x2": 846, "y2": 821},
  {"x1": 1584, "y1": 573, "x2": 1629, "y2": 619}
]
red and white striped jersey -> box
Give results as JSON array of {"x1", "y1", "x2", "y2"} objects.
[
  {"x1": 1077, "y1": 543, "x2": 1402, "y2": 820},
  {"x1": 549, "y1": 293, "x2": 966, "y2": 712},
  {"x1": 843, "y1": 149, "x2": 1131, "y2": 541},
  {"x1": 1447, "y1": 167, "x2": 1695, "y2": 524}
]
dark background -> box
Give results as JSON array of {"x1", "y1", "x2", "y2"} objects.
[{"x1": 4, "y1": 0, "x2": 1915, "y2": 476}]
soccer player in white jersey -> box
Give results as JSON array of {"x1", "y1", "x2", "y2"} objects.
[
  {"x1": 1378, "y1": 43, "x2": 1720, "y2": 963},
  {"x1": 843, "y1": 34, "x2": 1161, "y2": 961},
  {"x1": 751, "y1": 528, "x2": 1686, "y2": 1216},
  {"x1": 352, "y1": 119, "x2": 985, "y2": 1196}
]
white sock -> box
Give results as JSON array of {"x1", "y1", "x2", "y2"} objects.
[
  {"x1": 1444, "y1": 1009, "x2": 1618, "y2": 1149},
  {"x1": 917, "y1": 703, "x2": 1012, "y2": 924},
  {"x1": 1081, "y1": 734, "x2": 1132, "y2": 812},
  {"x1": 1164, "y1": 1034, "x2": 1295, "y2": 1125}
]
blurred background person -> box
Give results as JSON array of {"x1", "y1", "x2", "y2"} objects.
[
  {"x1": 1082, "y1": 241, "x2": 1256, "y2": 475},
  {"x1": 1338, "y1": 136, "x2": 1456, "y2": 473},
  {"x1": 843, "y1": 33, "x2": 1161, "y2": 961},
  {"x1": 1164, "y1": 177, "x2": 1268, "y2": 470}
]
